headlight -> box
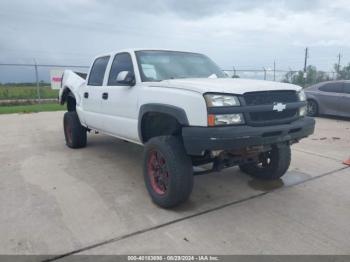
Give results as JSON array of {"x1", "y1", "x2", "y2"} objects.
[
  {"x1": 298, "y1": 90, "x2": 306, "y2": 101},
  {"x1": 208, "y1": 113, "x2": 245, "y2": 126},
  {"x1": 204, "y1": 94, "x2": 240, "y2": 107}
]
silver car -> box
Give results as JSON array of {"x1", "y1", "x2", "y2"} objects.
[{"x1": 305, "y1": 80, "x2": 350, "y2": 117}]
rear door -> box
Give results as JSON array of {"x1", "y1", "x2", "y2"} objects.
[
  {"x1": 317, "y1": 82, "x2": 343, "y2": 115},
  {"x1": 83, "y1": 55, "x2": 110, "y2": 130}
]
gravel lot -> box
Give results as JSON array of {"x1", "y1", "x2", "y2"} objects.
[{"x1": 0, "y1": 112, "x2": 349, "y2": 259}]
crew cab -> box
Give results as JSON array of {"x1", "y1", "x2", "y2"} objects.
[{"x1": 57, "y1": 49, "x2": 315, "y2": 208}]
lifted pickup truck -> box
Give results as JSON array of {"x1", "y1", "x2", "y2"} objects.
[{"x1": 58, "y1": 49, "x2": 315, "y2": 208}]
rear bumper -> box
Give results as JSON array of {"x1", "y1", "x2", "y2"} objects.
[{"x1": 182, "y1": 117, "x2": 315, "y2": 155}]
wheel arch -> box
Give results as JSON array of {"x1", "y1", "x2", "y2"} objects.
[
  {"x1": 138, "y1": 104, "x2": 189, "y2": 143},
  {"x1": 60, "y1": 86, "x2": 77, "y2": 111}
]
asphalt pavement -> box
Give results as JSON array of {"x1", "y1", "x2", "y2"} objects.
[{"x1": 0, "y1": 112, "x2": 349, "y2": 259}]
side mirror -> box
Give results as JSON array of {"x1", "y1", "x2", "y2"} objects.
[{"x1": 116, "y1": 71, "x2": 135, "y2": 86}]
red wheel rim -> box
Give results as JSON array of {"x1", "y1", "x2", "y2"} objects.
[
  {"x1": 147, "y1": 150, "x2": 169, "y2": 195},
  {"x1": 65, "y1": 122, "x2": 72, "y2": 144}
]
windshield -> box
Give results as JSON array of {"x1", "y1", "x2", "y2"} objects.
[{"x1": 135, "y1": 50, "x2": 226, "y2": 82}]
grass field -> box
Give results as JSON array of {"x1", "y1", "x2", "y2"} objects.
[
  {"x1": 0, "y1": 103, "x2": 64, "y2": 114},
  {"x1": 0, "y1": 85, "x2": 58, "y2": 100}
]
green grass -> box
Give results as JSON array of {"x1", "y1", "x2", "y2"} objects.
[
  {"x1": 0, "y1": 85, "x2": 58, "y2": 100},
  {"x1": 0, "y1": 103, "x2": 64, "y2": 114}
]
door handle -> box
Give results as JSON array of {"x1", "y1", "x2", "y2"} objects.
[
  {"x1": 84, "y1": 92, "x2": 89, "y2": 98},
  {"x1": 102, "y1": 92, "x2": 108, "y2": 100}
]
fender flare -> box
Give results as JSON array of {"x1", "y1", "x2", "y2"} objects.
[
  {"x1": 138, "y1": 103, "x2": 189, "y2": 143},
  {"x1": 60, "y1": 86, "x2": 76, "y2": 105}
]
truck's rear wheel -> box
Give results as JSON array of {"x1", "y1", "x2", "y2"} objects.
[
  {"x1": 63, "y1": 111, "x2": 87, "y2": 148},
  {"x1": 239, "y1": 145, "x2": 291, "y2": 180},
  {"x1": 143, "y1": 136, "x2": 193, "y2": 208}
]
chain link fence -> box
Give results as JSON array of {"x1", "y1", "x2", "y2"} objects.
[
  {"x1": 223, "y1": 69, "x2": 337, "y2": 82},
  {"x1": 0, "y1": 63, "x2": 337, "y2": 104},
  {"x1": 0, "y1": 63, "x2": 88, "y2": 105},
  {"x1": 224, "y1": 69, "x2": 291, "y2": 82}
]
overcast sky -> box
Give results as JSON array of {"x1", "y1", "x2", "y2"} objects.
[{"x1": 1, "y1": 0, "x2": 350, "y2": 81}]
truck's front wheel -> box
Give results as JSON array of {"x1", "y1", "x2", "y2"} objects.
[
  {"x1": 143, "y1": 136, "x2": 193, "y2": 208},
  {"x1": 239, "y1": 145, "x2": 291, "y2": 180},
  {"x1": 63, "y1": 111, "x2": 87, "y2": 148}
]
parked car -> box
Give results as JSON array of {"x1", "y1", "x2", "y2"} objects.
[
  {"x1": 55, "y1": 49, "x2": 315, "y2": 208},
  {"x1": 305, "y1": 81, "x2": 350, "y2": 117}
]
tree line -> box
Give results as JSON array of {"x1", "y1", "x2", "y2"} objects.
[{"x1": 282, "y1": 63, "x2": 350, "y2": 87}]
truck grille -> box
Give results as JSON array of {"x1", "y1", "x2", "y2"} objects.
[
  {"x1": 250, "y1": 109, "x2": 298, "y2": 122},
  {"x1": 243, "y1": 91, "x2": 299, "y2": 125},
  {"x1": 244, "y1": 90, "x2": 298, "y2": 106}
]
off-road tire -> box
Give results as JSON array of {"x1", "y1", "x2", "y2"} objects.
[
  {"x1": 63, "y1": 111, "x2": 87, "y2": 148},
  {"x1": 239, "y1": 145, "x2": 291, "y2": 180},
  {"x1": 143, "y1": 136, "x2": 193, "y2": 208}
]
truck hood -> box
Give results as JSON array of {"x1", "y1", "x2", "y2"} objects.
[{"x1": 155, "y1": 78, "x2": 301, "y2": 94}]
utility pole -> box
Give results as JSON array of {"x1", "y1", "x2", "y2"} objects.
[
  {"x1": 33, "y1": 59, "x2": 41, "y2": 103},
  {"x1": 273, "y1": 61, "x2": 276, "y2": 81},
  {"x1": 288, "y1": 67, "x2": 293, "y2": 82},
  {"x1": 263, "y1": 67, "x2": 267, "y2": 80},
  {"x1": 337, "y1": 52, "x2": 342, "y2": 79},
  {"x1": 303, "y1": 47, "x2": 308, "y2": 87},
  {"x1": 232, "y1": 66, "x2": 236, "y2": 78}
]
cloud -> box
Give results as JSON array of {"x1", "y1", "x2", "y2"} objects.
[
  {"x1": 101, "y1": 0, "x2": 325, "y2": 18},
  {"x1": 0, "y1": 0, "x2": 349, "y2": 82}
]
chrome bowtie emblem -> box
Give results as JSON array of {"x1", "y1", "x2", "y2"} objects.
[{"x1": 273, "y1": 102, "x2": 286, "y2": 112}]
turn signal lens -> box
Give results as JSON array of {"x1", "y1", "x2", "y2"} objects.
[
  {"x1": 208, "y1": 114, "x2": 216, "y2": 126},
  {"x1": 208, "y1": 113, "x2": 245, "y2": 126}
]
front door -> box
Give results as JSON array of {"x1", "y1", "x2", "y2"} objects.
[
  {"x1": 339, "y1": 82, "x2": 350, "y2": 117},
  {"x1": 318, "y1": 82, "x2": 343, "y2": 116},
  {"x1": 100, "y1": 52, "x2": 140, "y2": 142}
]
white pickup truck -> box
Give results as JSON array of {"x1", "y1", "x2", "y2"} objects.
[{"x1": 58, "y1": 49, "x2": 315, "y2": 208}]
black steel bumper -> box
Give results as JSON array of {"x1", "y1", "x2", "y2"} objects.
[{"x1": 182, "y1": 117, "x2": 315, "y2": 155}]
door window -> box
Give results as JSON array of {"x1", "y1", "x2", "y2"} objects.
[
  {"x1": 319, "y1": 82, "x2": 343, "y2": 93},
  {"x1": 108, "y1": 53, "x2": 134, "y2": 86},
  {"x1": 343, "y1": 83, "x2": 350, "y2": 94},
  {"x1": 87, "y1": 56, "x2": 110, "y2": 86}
]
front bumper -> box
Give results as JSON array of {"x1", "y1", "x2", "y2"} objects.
[{"x1": 182, "y1": 117, "x2": 315, "y2": 155}]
